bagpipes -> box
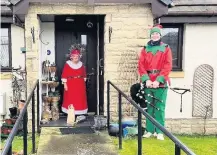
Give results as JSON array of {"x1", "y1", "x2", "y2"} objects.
[
  {"x1": 130, "y1": 83, "x2": 191, "y2": 112},
  {"x1": 130, "y1": 83, "x2": 163, "y2": 111}
]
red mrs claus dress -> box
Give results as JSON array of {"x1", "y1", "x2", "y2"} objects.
[{"x1": 61, "y1": 60, "x2": 88, "y2": 115}]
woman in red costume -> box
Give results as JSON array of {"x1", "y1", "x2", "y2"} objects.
[{"x1": 61, "y1": 49, "x2": 88, "y2": 116}]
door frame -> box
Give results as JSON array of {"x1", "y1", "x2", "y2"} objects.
[{"x1": 54, "y1": 15, "x2": 105, "y2": 115}]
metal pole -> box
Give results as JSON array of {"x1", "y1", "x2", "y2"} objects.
[
  {"x1": 175, "y1": 144, "x2": 181, "y2": 155},
  {"x1": 32, "y1": 91, "x2": 36, "y2": 153},
  {"x1": 23, "y1": 111, "x2": 28, "y2": 155},
  {"x1": 2, "y1": 81, "x2": 38, "y2": 155},
  {"x1": 138, "y1": 110, "x2": 142, "y2": 155},
  {"x1": 107, "y1": 81, "x2": 110, "y2": 129},
  {"x1": 96, "y1": 15, "x2": 100, "y2": 116},
  {"x1": 118, "y1": 92, "x2": 122, "y2": 149},
  {"x1": 105, "y1": 81, "x2": 196, "y2": 155},
  {"x1": 36, "y1": 82, "x2": 40, "y2": 133}
]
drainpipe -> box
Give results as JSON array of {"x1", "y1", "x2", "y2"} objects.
[
  {"x1": 168, "y1": 12, "x2": 217, "y2": 16},
  {"x1": 22, "y1": 26, "x2": 27, "y2": 102}
]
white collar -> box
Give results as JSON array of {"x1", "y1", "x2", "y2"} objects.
[{"x1": 66, "y1": 60, "x2": 82, "y2": 69}]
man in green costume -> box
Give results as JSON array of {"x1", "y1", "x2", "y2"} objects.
[{"x1": 138, "y1": 25, "x2": 172, "y2": 140}]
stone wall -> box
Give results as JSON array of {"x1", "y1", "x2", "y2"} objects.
[
  {"x1": 165, "y1": 118, "x2": 217, "y2": 135},
  {"x1": 24, "y1": 3, "x2": 153, "y2": 118}
]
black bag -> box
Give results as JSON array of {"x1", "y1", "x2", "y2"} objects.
[{"x1": 130, "y1": 83, "x2": 147, "y2": 108}]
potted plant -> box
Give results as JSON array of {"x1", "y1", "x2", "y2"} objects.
[
  {"x1": 2, "y1": 127, "x2": 9, "y2": 135},
  {"x1": 11, "y1": 68, "x2": 26, "y2": 111},
  {"x1": 5, "y1": 119, "x2": 13, "y2": 125}
]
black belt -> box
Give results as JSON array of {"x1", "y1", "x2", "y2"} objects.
[
  {"x1": 67, "y1": 76, "x2": 84, "y2": 79},
  {"x1": 147, "y1": 70, "x2": 160, "y2": 74}
]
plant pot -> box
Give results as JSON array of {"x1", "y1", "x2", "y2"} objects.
[
  {"x1": 47, "y1": 97, "x2": 52, "y2": 102},
  {"x1": 52, "y1": 96, "x2": 59, "y2": 101},
  {"x1": 108, "y1": 124, "x2": 119, "y2": 137},
  {"x1": 5, "y1": 119, "x2": 13, "y2": 125},
  {"x1": 52, "y1": 82, "x2": 59, "y2": 88},
  {"x1": 2, "y1": 127, "x2": 9, "y2": 134},
  {"x1": 18, "y1": 100, "x2": 25, "y2": 110}
]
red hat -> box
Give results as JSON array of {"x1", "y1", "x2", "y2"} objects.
[{"x1": 70, "y1": 49, "x2": 80, "y2": 57}]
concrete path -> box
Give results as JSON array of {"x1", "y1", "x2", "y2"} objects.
[{"x1": 36, "y1": 127, "x2": 118, "y2": 155}]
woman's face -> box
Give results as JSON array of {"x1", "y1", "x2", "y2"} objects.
[
  {"x1": 151, "y1": 32, "x2": 161, "y2": 41},
  {"x1": 71, "y1": 54, "x2": 80, "y2": 63}
]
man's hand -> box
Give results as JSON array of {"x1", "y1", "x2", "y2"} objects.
[
  {"x1": 146, "y1": 80, "x2": 153, "y2": 88},
  {"x1": 64, "y1": 83, "x2": 68, "y2": 91},
  {"x1": 152, "y1": 81, "x2": 160, "y2": 88}
]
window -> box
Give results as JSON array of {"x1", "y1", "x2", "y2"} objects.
[
  {"x1": 0, "y1": 24, "x2": 11, "y2": 71},
  {"x1": 161, "y1": 24, "x2": 183, "y2": 71}
]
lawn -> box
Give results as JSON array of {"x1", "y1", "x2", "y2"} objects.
[
  {"x1": 112, "y1": 135, "x2": 217, "y2": 155},
  {"x1": 1, "y1": 134, "x2": 40, "y2": 155}
]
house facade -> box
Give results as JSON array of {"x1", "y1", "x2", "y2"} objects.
[
  {"x1": 161, "y1": 0, "x2": 217, "y2": 134},
  {"x1": 1, "y1": 0, "x2": 217, "y2": 134}
]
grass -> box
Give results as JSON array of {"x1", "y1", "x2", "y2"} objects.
[
  {"x1": 1, "y1": 134, "x2": 40, "y2": 155},
  {"x1": 112, "y1": 135, "x2": 217, "y2": 155}
]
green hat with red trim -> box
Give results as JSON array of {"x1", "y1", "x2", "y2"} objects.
[{"x1": 150, "y1": 25, "x2": 163, "y2": 36}]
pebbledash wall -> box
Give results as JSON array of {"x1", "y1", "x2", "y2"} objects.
[
  {"x1": 23, "y1": 3, "x2": 217, "y2": 134},
  {"x1": 165, "y1": 24, "x2": 217, "y2": 135},
  {"x1": 0, "y1": 25, "x2": 25, "y2": 122}
]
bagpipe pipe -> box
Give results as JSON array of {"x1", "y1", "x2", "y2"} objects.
[{"x1": 130, "y1": 83, "x2": 191, "y2": 112}]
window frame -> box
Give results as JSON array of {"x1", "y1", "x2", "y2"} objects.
[
  {"x1": 1, "y1": 24, "x2": 12, "y2": 72},
  {"x1": 161, "y1": 23, "x2": 184, "y2": 71}
]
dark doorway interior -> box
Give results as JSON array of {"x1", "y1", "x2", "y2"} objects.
[{"x1": 55, "y1": 15, "x2": 105, "y2": 117}]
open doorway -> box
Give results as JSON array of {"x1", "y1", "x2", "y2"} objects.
[{"x1": 39, "y1": 15, "x2": 105, "y2": 127}]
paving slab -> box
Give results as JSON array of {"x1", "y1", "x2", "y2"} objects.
[{"x1": 37, "y1": 127, "x2": 118, "y2": 155}]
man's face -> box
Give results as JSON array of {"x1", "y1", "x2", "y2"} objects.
[{"x1": 151, "y1": 32, "x2": 161, "y2": 41}]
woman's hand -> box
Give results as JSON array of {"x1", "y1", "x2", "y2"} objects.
[
  {"x1": 146, "y1": 80, "x2": 153, "y2": 88},
  {"x1": 152, "y1": 81, "x2": 160, "y2": 88},
  {"x1": 64, "y1": 83, "x2": 68, "y2": 91}
]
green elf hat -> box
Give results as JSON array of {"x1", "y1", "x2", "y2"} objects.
[{"x1": 150, "y1": 24, "x2": 163, "y2": 36}]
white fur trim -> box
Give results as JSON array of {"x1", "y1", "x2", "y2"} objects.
[
  {"x1": 62, "y1": 107, "x2": 88, "y2": 115},
  {"x1": 61, "y1": 78, "x2": 67, "y2": 82},
  {"x1": 66, "y1": 60, "x2": 82, "y2": 69}
]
